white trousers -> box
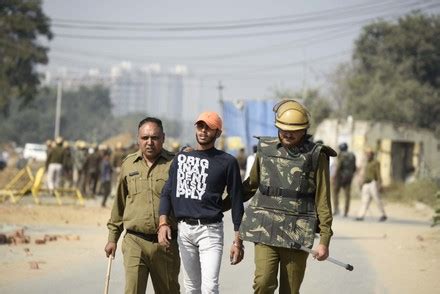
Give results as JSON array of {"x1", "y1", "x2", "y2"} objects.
[
  {"x1": 47, "y1": 163, "x2": 62, "y2": 191},
  {"x1": 357, "y1": 180, "x2": 386, "y2": 218},
  {"x1": 177, "y1": 221, "x2": 224, "y2": 294}
]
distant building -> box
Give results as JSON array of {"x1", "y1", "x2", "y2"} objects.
[
  {"x1": 42, "y1": 68, "x2": 110, "y2": 90},
  {"x1": 110, "y1": 62, "x2": 194, "y2": 121},
  {"x1": 314, "y1": 118, "x2": 440, "y2": 186},
  {"x1": 110, "y1": 62, "x2": 148, "y2": 117},
  {"x1": 42, "y1": 63, "x2": 220, "y2": 143}
]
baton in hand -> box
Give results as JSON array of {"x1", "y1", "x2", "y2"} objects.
[
  {"x1": 292, "y1": 242, "x2": 354, "y2": 271},
  {"x1": 104, "y1": 256, "x2": 114, "y2": 294}
]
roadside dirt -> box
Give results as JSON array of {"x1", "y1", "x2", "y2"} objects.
[{"x1": 0, "y1": 198, "x2": 439, "y2": 293}]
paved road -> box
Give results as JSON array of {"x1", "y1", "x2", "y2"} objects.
[{"x1": 0, "y1": 210, "x2": 379, "y2": 294}]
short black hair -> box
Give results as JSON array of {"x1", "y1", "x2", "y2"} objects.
[{"x1": 138, "y1": 117, "x2": 164, "y2": 133}]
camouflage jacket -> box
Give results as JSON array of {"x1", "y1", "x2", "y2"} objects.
[{"x1": 240, "y1": 136, "x2": 335, "y2": 248}]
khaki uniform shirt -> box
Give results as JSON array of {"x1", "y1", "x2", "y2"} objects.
[
  {"x1": 363, "y1": 159, "x2": 381, "y2": 185},
  {"x1": 244, "y1": 152, "x2": 333, "y2": 247},
  {"x1": 107, "y1": 149, "x2": 175, "y2": 243}
]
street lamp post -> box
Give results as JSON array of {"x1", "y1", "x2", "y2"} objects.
[{"x1": 54, "y1": 80, "x2": 62, "y2": 139}]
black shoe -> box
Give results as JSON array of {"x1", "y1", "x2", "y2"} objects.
[
  {"x1": 355, "y1": 217, "x2": 364, "y2": 221},
  {"x1": 379, "y1": 216, "x2": 387, "y2": 222}
]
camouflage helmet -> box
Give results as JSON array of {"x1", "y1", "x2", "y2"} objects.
[{"x1": 273, "y1": 99, "x2": 310, "y2": 131}]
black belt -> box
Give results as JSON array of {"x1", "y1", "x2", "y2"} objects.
[
  {"x1": 259, "y1": 184, "x2": 314, "y2": 199},
  {"x1": 126, "y1": 229, "x2": 177, "y2": 242},
  {"x1": 178, "y1": 217, "x2": 221, "y2": 225}
]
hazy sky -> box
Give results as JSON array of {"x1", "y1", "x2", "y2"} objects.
[{"x1": 42, "y1": 0, "x2": 439, "y2": 103}]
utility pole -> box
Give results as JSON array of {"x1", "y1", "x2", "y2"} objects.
[
  {"x1": 216, "y1": 80, "x2": 225, "y2": 150},
  {"x1": 301, "y1": 47, "x2": 307, "y2": 100},
  {"x1": 54, "y1": 80, "x2": 62, "y2": 139},
  {"x1": 217, "y1": 80, "x2": 224, "y2": 106}
]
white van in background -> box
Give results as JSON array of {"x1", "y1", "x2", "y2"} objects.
[{"x1": 23, "y1": 143, "x2": 47, "y2": 162}]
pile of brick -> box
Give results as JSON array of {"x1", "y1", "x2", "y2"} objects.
[
  {"x1": 0, "y1": 228, "x2": 30, "y2": 245},
  {"x1": 0, "y1": 228, "x2": 80, "y2": 245}
]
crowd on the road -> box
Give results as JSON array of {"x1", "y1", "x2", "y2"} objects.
[{"x1": 43, "y1": 137, "x2": 136, "y2": 207}]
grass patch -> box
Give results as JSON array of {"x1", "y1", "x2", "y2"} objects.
[{"x1": 383, "y1": 178, "x2": 439, "y2": 207}]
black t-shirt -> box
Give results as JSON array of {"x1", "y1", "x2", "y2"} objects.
[{"x1": 159, "y1": 147, "x2": 244, "y2": 231}]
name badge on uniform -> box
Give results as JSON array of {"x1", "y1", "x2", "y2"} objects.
[{"x1": 129, "y1": 171, "x2": 139, "y2": 177}]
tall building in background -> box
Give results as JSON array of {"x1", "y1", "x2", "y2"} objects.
[
  {"x1": 110, "y1": 62, "x2": 148, "y2": 117},
  {"x1": 43, "y1": 62, "x2": 219, "y2": 142},
  {"x1": 111, "y1": 62, "x2": 187, "y2": 121}
]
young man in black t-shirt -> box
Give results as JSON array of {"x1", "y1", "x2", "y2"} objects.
[{"x1": 158, "y1": 111, "x2": 244, "y2": 294}]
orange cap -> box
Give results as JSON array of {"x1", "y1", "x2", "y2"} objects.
[{"x1": 195, "y1": 111, "x2": 223, "y2": 131}]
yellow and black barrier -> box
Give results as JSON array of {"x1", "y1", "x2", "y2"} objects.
[
  {"x1": 0, "y1": 166, "x2": 34, "y2": 204},
  {"x1": 0, "y1": 166, "x2": 84, "y2": 205}
]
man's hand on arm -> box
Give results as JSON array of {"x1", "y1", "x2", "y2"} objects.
[
  {"x1": 157, "y1": 215, "x2": 171, "y2": 248},
  {"x1": 229, "y1": 232, "x2": 244, "y2": 265},
  {"x1": 104, "y1": 241, "x2": 117, "y2": 258}
]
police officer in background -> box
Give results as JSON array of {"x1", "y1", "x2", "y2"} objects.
[
  {"x1": 239, "y1": 99, "x2": 335, "y2": 294},
  {"x1": 356, "y1": 148, "x2": 387, "y2": 222},
  {"x1": 45, "y1": 137, "x2": 65, "y2": 195},
  {"x1": 105, "y1": 117, "x2": 180, "y2": 294},
  {"x1": 332, "y1": 142, "x2": 357, "y2": 217}
]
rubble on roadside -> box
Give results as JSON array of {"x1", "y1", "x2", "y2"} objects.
[{"x1": 0, "y1": 227, "x2": 80, "y2": 245}]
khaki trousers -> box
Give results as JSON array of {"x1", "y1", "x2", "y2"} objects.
[
  {"x1": 253, "y1": 243, "x2": 308, "y2": 294},
  {"x1": 357, "y1": 180, "x2": 386, "y2": 218},
  {"x1": 122, "y1": 233, "x2": 180, "y2": 294}
]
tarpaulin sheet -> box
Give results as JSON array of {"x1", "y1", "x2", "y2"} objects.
[{"x1": 222, "y1": 100, "x2": 278, "y2": 153}]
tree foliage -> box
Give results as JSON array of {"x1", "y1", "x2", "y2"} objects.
[
  {"x1": 334, "y1": 12, "x2": 440, "y2": 133},
  {"x1": 0, "y1": 85, "x2": 114, "y2": 145},
  {"x1": 0, "y1": 84, "x2": 184, "y2": 146},
  {"x1": 0, "y1": 0, "x2": 52, "y2": 113}
]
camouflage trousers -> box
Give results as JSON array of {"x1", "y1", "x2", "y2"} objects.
[
  {"x1": 122, "y1": 233, "x2": 180, "y2": 294},
  {"x1": 253, "y1": 243, "x2": 308, "y2": 294}
]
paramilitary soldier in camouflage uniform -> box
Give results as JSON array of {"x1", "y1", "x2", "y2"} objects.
[
  {"x1": 332, "y1": 142, "x2": 357, "y2": 217},
  {"x1": 105, "y1": 117, "x2": 180, "y2": 294},
  {"x1": 239, "y1": 100, "x2": 335, "y2": 294}
]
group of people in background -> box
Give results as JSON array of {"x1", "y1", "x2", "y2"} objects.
[
  {"x1": 331, "y1": 142, "x2": 387, "y2": 221},
  {"x1": 44, "y1": 137, "x2": 133, "y2": 207}
]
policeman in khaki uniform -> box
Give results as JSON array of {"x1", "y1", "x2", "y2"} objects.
[
  {"x1": 105, "y1": 117, "x2": 180, "y2": 294},
  {"x1": 239, "y1": 100, "x2": 335, "y2": 294}
]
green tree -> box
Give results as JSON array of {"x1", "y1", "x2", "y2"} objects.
[
  {"x1": 0, "y1": 0, "x2": 52, "y2": 113},
  {"x1": 334, "y1": 12, "x2": 440, "y2": 133},
  {"x1": 0, "y1": 85, "x2": 114, "y2": 145}
]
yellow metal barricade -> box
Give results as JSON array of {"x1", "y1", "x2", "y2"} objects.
[
  {"x1": 0, "y1": 166, "x2": 84, "y2": 205},
  {"x1": 0, "y1": 166, "x2": 34, "y2": 204},
  {"x1": 32, "y1": 167, "x2": 84, "y2": 206}
]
